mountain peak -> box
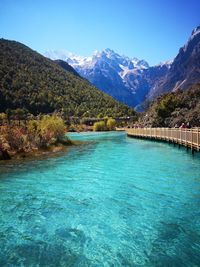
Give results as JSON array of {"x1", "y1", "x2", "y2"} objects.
[
  {"x1": 104, "y1": 48, "x2": 115, "y2": 53},
  {"x1": 92, "y1": 48, "x2": 118, "y2": 60},
  {"x1": 181, "y1": 25, "x2": 200, "y2": 54},
  {"x1": 191, "y1": 25, "x2": 200, "y2": 37}
]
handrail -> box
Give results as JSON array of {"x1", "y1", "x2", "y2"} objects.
[{"x1": 126, "y1": 128, "x2": 200, "y2": 152}]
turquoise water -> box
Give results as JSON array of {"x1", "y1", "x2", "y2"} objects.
[{"x1": 0, "y1": 132, "x2": 200, "y2": 267}]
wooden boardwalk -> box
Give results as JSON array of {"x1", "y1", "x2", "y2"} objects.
[{"x1": 126, "y1": 128, "x2": 200, "y2": 152}]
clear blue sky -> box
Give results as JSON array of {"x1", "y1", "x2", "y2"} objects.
[{"x1": 0, "y1": 0, "x2": 200, "y2": 65}]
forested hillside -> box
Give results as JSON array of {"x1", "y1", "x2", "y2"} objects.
[
  {"x1": 0, "y1": 39, "x2": 135, "y2": 118},
  {"x1": 139, "y1": 83, "x2": 200, "y2": 127},
  {"x1": 54, "y1": 59, "x2": 81, "y2": 77}
]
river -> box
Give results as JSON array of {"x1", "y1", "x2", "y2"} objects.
[{"x1": 0, "y1": 132, "x2": 200, "y2": 266}]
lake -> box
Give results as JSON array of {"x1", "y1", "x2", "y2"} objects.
[{"x1": 0, "y1": 131, "x2": 200, "y2": 266}]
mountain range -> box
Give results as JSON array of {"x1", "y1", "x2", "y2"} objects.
[{"x1": 44, "y1": 26, "x2": 200, "y2": 110}]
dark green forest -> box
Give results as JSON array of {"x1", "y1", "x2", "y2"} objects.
[
  {"x1": 139, "y1": 83, "x2": 200, "y2": 127},
  {"x1": 0, "y1": 39, "x2": 136, "y2": 118}
]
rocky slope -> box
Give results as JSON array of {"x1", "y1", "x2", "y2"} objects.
[{"x1": 147, "y1": 26, "x2": 200, "y2": 100}]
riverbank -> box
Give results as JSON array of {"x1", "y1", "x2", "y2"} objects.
[
  {"x1": 0, "y1": 115, "x2": 76, "y2": 161},
  {"x1": 0, "y1": 138, "x2": 89, "y2": 161},
  {"x1": 0, "y1": 138, "x2": 78, "y2": 161}
]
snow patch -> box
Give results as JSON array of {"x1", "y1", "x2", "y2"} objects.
[
  {"x1": 119, "y1": 64, "x2": 131, "y2": 79},
  {"x1": 155, "y1": 60, "x2": 173, "y2": 69}
]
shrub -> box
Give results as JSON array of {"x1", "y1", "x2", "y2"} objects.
[
  {"x1": 1, "y1": 126, "x2": 29, "y2": 151},
  {"x1": 39, "y1": 115, "x2": 66, "y2": 145},
  {"x1": 93, "y1": 121, "x2": 106, "y2": 131},
  {"x1": 0, "y1": 115, "x2": 68, "y2": 155},
  {"x1": 27, "y1": 120, "x2": 41, "y2": 147},
  {"x1": 0, "y1": 113, "x2": 7, "y2": 125},
  {"x1": 106, "y1": 118, "x2": 116, "y2": 130}
]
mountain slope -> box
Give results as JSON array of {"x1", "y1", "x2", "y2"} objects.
[
  {"x1": 148, "y1": 26, "x2": 200, "y2": 99},
  {"x1": 0, "y1": 39, "x2": 135, "y2": 118},
  {"x1": 54, "y1": 59, "x2": 81, "y2": 77},
  {"x1": 139, "y1": 83, "x2": 200, "y2": 127}
]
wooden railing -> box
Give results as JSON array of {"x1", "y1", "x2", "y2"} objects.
[{"x1": 126, "y1": 128, "x2": 200, "y2": 152}]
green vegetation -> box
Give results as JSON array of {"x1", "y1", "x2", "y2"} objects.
[
  {"x1": 93, "y1": 121, "x2": 106, "y2": 131},
  {"x1": 0, "y1": 115, "x2": 71, "y2": 160},
  {"x1": 0, "y1": 39, "x2": 136, "y2": 119},
  {"x1": 0, "y1": 112, "x2": 7, "y2": 125},
  {"x1": 139, "y1": 83, "x2": 200, "y2": 127},
  {"x1": 39, "y1": 115, "x2": 66, "y2": 144},
  {"x1": 106, "y1": 118, "x2": 116, "y2": 130},
  {"x1": 93, "y1": 117, "x2": 116, "y2": 131},
  {"x1": 156, "y1": 94, "x2": 178, "y2": 119}
]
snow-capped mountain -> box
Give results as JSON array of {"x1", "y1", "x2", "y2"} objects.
[
  {"x1": 45, "y1": 48, "x2": 149, "y2": 70},
  {"x1": 44, "y1": 48, "x2": 150, "y2": 107},
  {"x1": 45, "y1": 26, "x2": 200, "y2": 109}
]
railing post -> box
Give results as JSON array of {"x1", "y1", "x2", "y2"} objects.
[
  {"x1": 191, "y1": 129, "x2": 193, "y2": 151},
  {"x1": 185, "y1": 128, "x2": 186, "y2": 146},
  {"x1": 197, "y1": 128, "x2": 199, "y2": 151},
  {"x1": 186, "y1": 129, "x2": 188, "y2": 147}
]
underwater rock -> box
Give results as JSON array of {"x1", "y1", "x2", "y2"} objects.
[{"x1": 55, "y1": 227, "x2": 86, "y2": 245}]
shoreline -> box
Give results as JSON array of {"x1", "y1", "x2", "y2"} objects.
[{"x1": 0, "y1": 139, "x2": 84, "y2": 162}]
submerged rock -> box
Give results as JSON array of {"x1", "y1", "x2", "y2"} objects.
[
  {"x1": 55, "y1": 227, "x2": 86, "y2": 245},
  {"x1": 7, "y1": 240, "x2": 90, "y2": 266}
]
